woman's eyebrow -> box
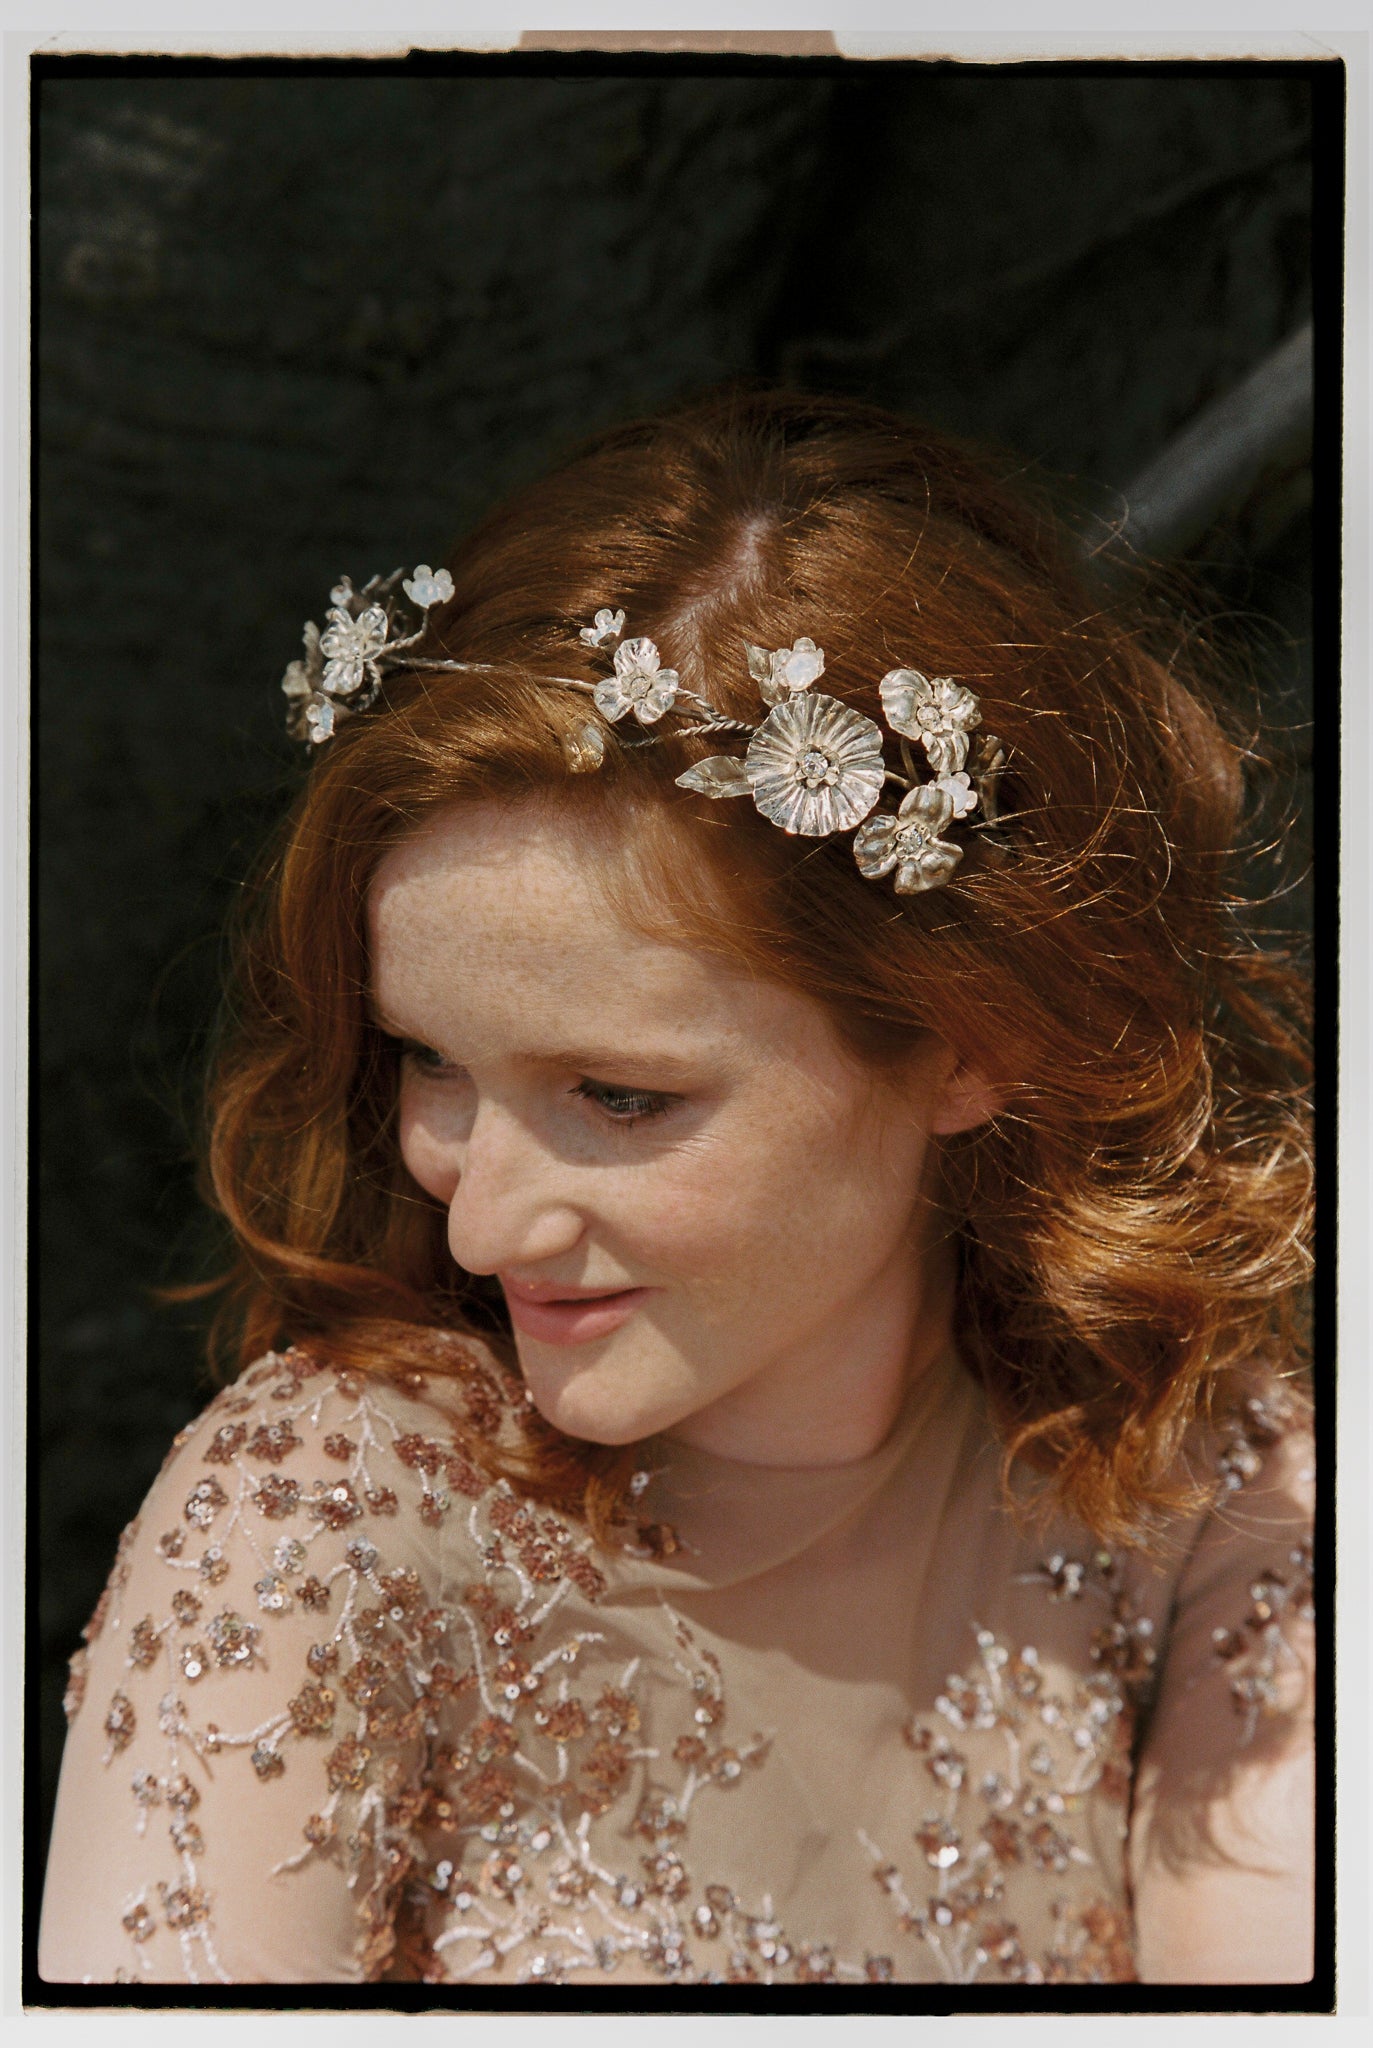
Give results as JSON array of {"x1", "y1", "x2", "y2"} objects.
[
  {"x1": 364, "y1": 1009, "x2": 705, "y2": 1082},
  {"x1": 523, "y1": 1044, "x2": 701, "y2": 1082}
]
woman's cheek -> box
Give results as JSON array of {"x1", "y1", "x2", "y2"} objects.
[
  {"x1": 398, "y1": 1106, "x2": 459, "y2": 1206},
  {"x1": 617, "y1": 1167, "x2": 754, "y2": 1281}
]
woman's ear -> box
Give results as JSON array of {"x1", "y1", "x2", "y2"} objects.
[{"x1": 928, "y1": 1044, "x2": 1005, "y2": 1136}]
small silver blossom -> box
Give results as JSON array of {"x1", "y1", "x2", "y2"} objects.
[
  {"x1": 745, "y1": 692, "x2": 885, "y2": 837},
  {"x1": 305, "y1": 697, "x2": 337, "y2": 745},
  {"x1": 281, "y1": 620, "x2": 322, "y2": 702},
  {"x1": 879, "y1": 669, "x2": 982, "y2": 775},
  {"x1": 282, "y1": 622, "x2": 326, "y2": 742},
  {"x1": 319, "y1": 603, "x2": 389, "y2": 698},
  {"x1": 579, "y1": 607, "x2": 627, "y2": 648},
  {"x1": 594, "y1": 636, "x2": 680, "y2": 725},
  {"x1": 853, "y1": 784, "x2": 964, "y2": 894},
  {"x1": 401, "y1": 564, "x2": 454, "y2": 609},
  {"x1": 747, "y1": 636, "x2": 826, "y2": 706},
  {"x1": 936, "y1": 770, "x2": 979, "y2": 820}
]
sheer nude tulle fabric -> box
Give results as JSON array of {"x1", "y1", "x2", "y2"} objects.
[{"x1": 39, "y1": 1341, "x2": 1314, "y2": 1987}]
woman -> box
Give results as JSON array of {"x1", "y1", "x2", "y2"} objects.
[{"x1": 39, "y1": 392, "x2": 1314, "y2": 1989}]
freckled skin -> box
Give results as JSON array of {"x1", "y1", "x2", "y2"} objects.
[{"x1": 368, "y1": 802, "x2": 995, "y2": 1468}]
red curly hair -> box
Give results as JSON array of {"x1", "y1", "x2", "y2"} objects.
[{"x1": 201, "y1": 390, "x2": 1312, "y2": 1546}]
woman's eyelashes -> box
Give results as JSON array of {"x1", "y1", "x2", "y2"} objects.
[
  {"x1": 398, "y1": 1039, "x2": 464, "y2": 1078},
  {"x1": 571, "y1": 1077, "x2": 678, "y2": 1125},
  {"x1": 395, "y1": 1039, "x2": 678, "y2": 1127}
]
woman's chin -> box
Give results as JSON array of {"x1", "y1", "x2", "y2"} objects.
[
  {"x1": 531, "y1": 1392, "x2": 658, "y2": 1448},
  {"x1": 517, "y1": 1344, "x2": 696, "y2": 1448}
]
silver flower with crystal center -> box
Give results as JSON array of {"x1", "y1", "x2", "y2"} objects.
[
  {"x1": 879, "y1": 669, "x2": 982, "y2": 776},
  {"x1": 593, "y1": 636, "x2": 681, "y2": 725},
  {"x1": 319, "y1": 604, "x2": 390, "y2": 697},
  {"x1": 853, "y1": 784, "x2": 965, "y2": 894},
  {"x1": 745, "y1": 692, "x2": 886, "y2": 837}
]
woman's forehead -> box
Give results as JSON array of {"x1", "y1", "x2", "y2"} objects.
[
  {"x1": 371, "y1": 801, "x2": 682, "y2": 977},
  {"x1": 366, "y1": 801, "x2": 809, "y2": 1061}
]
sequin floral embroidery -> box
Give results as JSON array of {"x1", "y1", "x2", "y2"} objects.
[{"x1": 859, "y1": 1567, "x2": 1147, "y2": 1986}]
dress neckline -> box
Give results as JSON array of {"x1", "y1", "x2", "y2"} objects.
[{"x1": 619, "y1": 1342, "x2": 976, "y2": 1593}]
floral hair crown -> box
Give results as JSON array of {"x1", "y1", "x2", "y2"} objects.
[{"x1": 282, "y1": 571, "x2": 1007, "y2": 896}]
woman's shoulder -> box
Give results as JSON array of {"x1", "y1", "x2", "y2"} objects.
[
  {"x1": 1150, "y1": 1371, "x2": 1315, "y2": 1722},
  {"x1": 57, "y1": 1331, "x2": 632, "y2": 1746},
  {"x1": 142, "y1": 1337, "x2": 506, "y2": 1496},
  {"x1": 1026, "y1": 1368, "x2": 1314, "y2": 1601},
  {"x1": 1128, "y1": 1371, "x2": 1316, "y2": 1651},
  {"x1": 939, "y1": 1365, "x2": 1315, "y2": 1749},
  {"x1": 1052, "y1": 1370, "x2": 1314, "y2": 1711},
  {"x1": 66, "y1": 1335, "x2": 539, "y2": 1659}
]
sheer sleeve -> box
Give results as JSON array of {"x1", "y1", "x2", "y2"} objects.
[
  {"x1": 1129, "y1": 1392, "x2": 1316, "y2": 1984},
  {"x1": 38, "y1": 1349, "x2": 480, "y2": 1986}
]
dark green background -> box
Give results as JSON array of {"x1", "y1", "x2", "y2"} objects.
[{"x1": 35, "y1": 57, "x2": 1320, "y2": 1860}]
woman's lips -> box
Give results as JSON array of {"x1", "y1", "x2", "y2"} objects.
[{"x1": 500, "y1": 1281, "x2": 652, "y2": 1347}]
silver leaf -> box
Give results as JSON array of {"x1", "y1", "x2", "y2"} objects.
[
  {"x1": 745, "y1": 643, "x2": 773, "y2": 685},
  {"x1": 675, "y1": 756, "x2": 756, "y2": 800}
]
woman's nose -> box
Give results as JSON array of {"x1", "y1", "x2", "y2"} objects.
[{"x1": 442, "y1": 1098, "x2": 585, "y2": 1276}]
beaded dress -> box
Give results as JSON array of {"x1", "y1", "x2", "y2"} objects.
[{"x1": 39, "y1": 1339, "x2": 1314, "y2": 1988}]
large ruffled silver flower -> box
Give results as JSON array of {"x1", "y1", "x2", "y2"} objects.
[
  {"x1": 744, "y1": 691, "x2": 886, "y2": 837},
  {"x1": 853, "y1": 784, "x2": 964, "y2": 893},
  {"x1": 879, "y1": 669, "x2": 982, "y2": 776},
  {"x1": 593, "y1": 636, "x2": 681, "y2": 724},
  {"x1": 319, "y1": 602, "x2": 390, "y2": 697}
]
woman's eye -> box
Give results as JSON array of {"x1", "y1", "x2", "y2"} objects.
[
  {"x1": 572, "y1": 1077, "x2": 676, "y2": 1124},
  {"x1": 399, "y1": 1041, "x2": 463, "y2": 1079}
]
